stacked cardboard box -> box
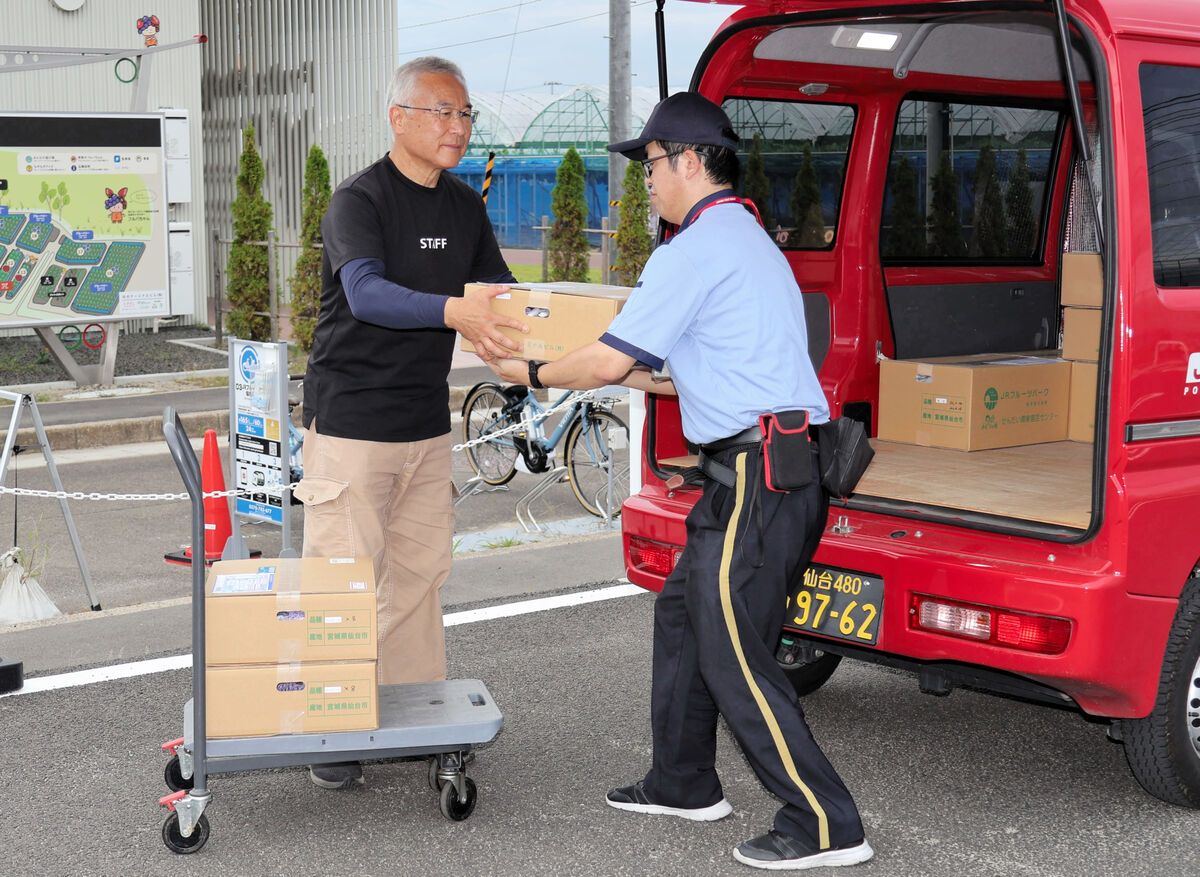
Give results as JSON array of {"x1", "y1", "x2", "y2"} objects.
[
  {"x1": 878, "y1": 353, "x2": 1072, "y2": 451},
  {"x1": 1060, "y1": 253, "x2": 1102, "y2": 442},
  {"x1": 204, "y1": 557, "x2": 379, "y2": 738},
  {"x1": 459, "y1": 282, "x2": 632, "y2": 361}
]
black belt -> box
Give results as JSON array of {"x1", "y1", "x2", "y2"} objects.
[{"x1": 697, "y1": 426, "x2": 762, "y2": 488}]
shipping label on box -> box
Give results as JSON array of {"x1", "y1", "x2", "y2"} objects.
[
  {"x1": 1062, "y1": 307, "x2": 1101, "y2": 362},
  {"x1": 205, "y1": 557, "x2": 376, "y2": 665},
  {"x1": 878, "y1": 354, "x2": 1071, "y2": 450},
  {"x1": 206, "y1": 660, "x2": 378, "y2": 737},
  {"x1": 1068, "y1": 361, "x2": 1098, "y2": 442},
  {"x1": 1061, "y1": 252, "x2": 1103, "y2": 308},
  {"x1": 459, "y1": 282, "x2": 631, "y2": 361}
]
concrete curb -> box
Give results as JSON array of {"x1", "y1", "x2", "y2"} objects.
[{"x1": 19, "y1": 385, "x2": 476, "y2": 451}]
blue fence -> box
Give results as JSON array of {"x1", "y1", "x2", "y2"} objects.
[{"x1": 451, "y1": 154, "x2": 612, "y2": 249}]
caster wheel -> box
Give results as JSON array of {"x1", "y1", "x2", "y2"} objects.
[
  {"x1": 164, "y1": 755, "x2": 194, "y2": 791},
  {"x1": 428, "y1": 757, "x2": 446, "y2": 792},
  {"x1": 162, "y1": 812, "x2": 209, "y2": 854},
  {"x1": 439, "y1": 776, "x2": 477, "y2": 821}
]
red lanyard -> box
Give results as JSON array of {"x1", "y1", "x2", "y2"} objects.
[{"x1": 666, "y1": 194, "x2": 765, "y2": 239}]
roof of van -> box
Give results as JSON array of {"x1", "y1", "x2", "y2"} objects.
[{"x1": 688, "y1": 0, "x2": 1200, "y2": 38}]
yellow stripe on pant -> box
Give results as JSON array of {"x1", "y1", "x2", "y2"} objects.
[{"x1": 718, "y1": 451, "x2": 831, "y2": 850}]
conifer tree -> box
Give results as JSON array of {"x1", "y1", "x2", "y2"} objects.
[
  {"x1": 289, "y1": 143, "x2": 331, "y2": 352},
  {"x1": 971, "y1": 144, "x2": 1007, "y2": 258},
  {"x1": 884, "y1": 156, "x2": 926, "y2": 258},
  {"x1": 226, "y1": 125, "x2": 273, "y2": 340},
  {"x1": 928, "y1": 150, "x2": 965, "y2": 257},
  {"x1": 788, "y1": 144, "x2": 825, "y2": 247},
  {"x1": 614, "y1": 159, "x2": 652, "y2": 285},
  {"x1": 743, "y1": 133, "x2": 773, "y2": 228},
  {"x1": 1005, "y1": 147, "x2": 1036, "y2": 257},
  {"x1": 547, "y1": 146, "x2": 590, "y2": 282}
]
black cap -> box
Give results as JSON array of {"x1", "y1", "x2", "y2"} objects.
[{"x1": 608, "y1": 92, "x2": 740, "y2": 161}]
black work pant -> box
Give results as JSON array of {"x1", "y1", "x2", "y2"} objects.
[{"x1": 642, "y1": 444, "x2": 864, "y2": 851}]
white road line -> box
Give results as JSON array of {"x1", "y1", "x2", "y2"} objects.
[{"x1": 0, "y1": 582, "x2": 646, "y2": 698}]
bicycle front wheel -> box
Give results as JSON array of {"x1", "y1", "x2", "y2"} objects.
[
  {"x1": 564, "y1": 409, "x2": 630, "y2": 518},
  {"x1": 462, "y1": 384, "x2": 519, "y2": 485}
]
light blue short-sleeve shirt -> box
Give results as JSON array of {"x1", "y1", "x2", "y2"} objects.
[{"x1": 601, "y1": 195, "x2": 829, "y2": 445}]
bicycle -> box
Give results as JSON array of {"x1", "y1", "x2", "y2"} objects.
[{"x1": 460, "y1": 381, "x2": 631, "y2": 518}]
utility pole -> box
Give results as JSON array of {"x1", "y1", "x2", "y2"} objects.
[{"x1": 608, "y1": 0, "x2": 632, "y2": 247}]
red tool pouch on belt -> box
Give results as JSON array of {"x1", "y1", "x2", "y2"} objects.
[{"x1": 757, "y1": 410, "x2": 812, "y2": 492}]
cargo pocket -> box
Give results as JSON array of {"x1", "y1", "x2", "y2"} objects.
[{"x1": 296, "y1": 475, "x2": 354, "y2": 556}]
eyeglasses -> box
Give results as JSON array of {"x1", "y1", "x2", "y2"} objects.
[
  {"x1": 395, "y1": 104, "x2": 479, "y2": 124},
  {"x1": 640, "y1": 150, "x2": 684, "y2": 178}
]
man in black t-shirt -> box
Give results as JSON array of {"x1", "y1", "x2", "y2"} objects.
[{"x1": 299, "y1": 56, "x2": 524, "y2": 790}]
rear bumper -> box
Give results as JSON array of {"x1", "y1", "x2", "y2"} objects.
[{"x1": 623, "y1": 496, "x2": 1176, "y2": 718}]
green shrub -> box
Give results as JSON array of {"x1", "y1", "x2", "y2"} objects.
[
  {"x1": 548, "y1": 146, "x2": 590, "y2": 282},
  {"x1": 289, "y1": 144, "x2": 331, "y2": 352},
  {"x1": 614, "y1": 160, "x2": 652, "y2": 285},
  {"x1": 226, "y1": 125, "x2": 273, "y2": 341}
]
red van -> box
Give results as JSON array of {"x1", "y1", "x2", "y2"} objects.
[{"x1": 622, "y1": 0, "x2": 1200, "y2": 807}]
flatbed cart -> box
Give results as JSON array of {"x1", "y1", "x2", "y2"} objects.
[{"x1": 156, "y1": 408, "x2": 504, "y2": 854}]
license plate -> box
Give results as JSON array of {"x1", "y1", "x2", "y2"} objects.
[{"x1": 785, "y1": 564, "x2": 883, "y2": 646}]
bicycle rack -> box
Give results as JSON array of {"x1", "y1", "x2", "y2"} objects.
[
  {"x1": 454, "y1": 475, "x2": 511, "y2": 507},
  {"x1": 515, "y1": 466, "x2": 569, "y2": 533}
]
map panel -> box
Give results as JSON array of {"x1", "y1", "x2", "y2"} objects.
[{"x1": 0, "y1": 113, "x2": 170, "y2": 325}]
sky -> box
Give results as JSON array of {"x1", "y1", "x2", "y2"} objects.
[{"x1": 395, "y1": 1, "x2": 735, "y2": 98}]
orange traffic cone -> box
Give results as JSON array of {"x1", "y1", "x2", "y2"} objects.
[{"x1": 165, "y1": 429, "x2": 240, "y2": 567}]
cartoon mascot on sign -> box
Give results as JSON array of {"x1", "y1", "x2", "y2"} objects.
[
  {"x1": 136, "y1": 15, "x2": 160, "y2": 48},
  {"x1": 105, "y1": 187, "x2": 128, "y2": 224}
]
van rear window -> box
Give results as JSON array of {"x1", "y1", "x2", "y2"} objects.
[
  {"x1": 721, "y1": 98, "x2": 855, "y2": 251},
  {"x1": 880, "y1": 98, "x2": 1062, "y2": 263},
  {"x1": 1141, "y1": 64, "x2": 1200, "y2": 288}
]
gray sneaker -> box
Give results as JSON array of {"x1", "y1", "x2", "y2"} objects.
[
  {"x1": 308, "y1": 761, "x2": 364, "y2": 789},
  {"x1": 605, "y1": 780, "x2": 732, "y2": 821},
  {"x1": 733, "y1": 830, "x2": 873, "y2": 870}
]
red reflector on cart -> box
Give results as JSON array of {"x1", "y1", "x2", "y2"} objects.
[
  {"x1": 629, "y1": 537, "x2": 681, "y2": 576},
  {"x1": 910, "y1": 594, "x2": 1071, "y2": 655}
]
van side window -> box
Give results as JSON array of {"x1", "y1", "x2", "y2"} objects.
[
  {"x1": 1140, "y1": 64, "x2": 1200, "y2": 287},
  {"x1": 721, "y1": 98, "x2": 855, "y2": 251},
  {"x1": 881, "y1": 99, "x2": 1063, "y2": 263}
]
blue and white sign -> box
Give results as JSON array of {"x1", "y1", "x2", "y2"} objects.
[{"x1": 229, "y1": 338, "x2": 288, "y2": 527}]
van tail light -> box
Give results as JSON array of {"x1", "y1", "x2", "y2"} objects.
[
  {"x1": 910, "y1": 594, "x2": 1071, "y2": 655},
  {"x1": 628, "y1": 536, "x2": 683, "y2": 577}
]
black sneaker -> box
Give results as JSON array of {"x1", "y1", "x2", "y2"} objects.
[
  {"x1": 733, "y1": 830, "x2": 873, "y2": 870},
  {"x1": 605, "y1": 780, "x2": 732, "y2": 822},
  {"x1": 308, "y1": 761, "x2": 364, "y2": 790}
]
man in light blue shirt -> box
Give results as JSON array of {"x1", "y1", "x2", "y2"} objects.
[{"x1": 487, "y1": 92, "x2": 870, "y2": 872}]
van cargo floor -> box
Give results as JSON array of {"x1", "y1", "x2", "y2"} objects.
[{"x1": 855, "y1": 440, "x2": 1093, "y2": 529}]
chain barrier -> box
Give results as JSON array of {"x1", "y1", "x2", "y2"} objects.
[
  {"x1": 0, "y1": 388, "x2": 607, "y2": 502},
  {"x1": 451, "y1": 388, "x2": 598, "y2": 452}
]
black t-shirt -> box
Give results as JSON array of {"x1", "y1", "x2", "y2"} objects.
[{"x1": 303, "y1": 155, "x2": 509, "y2": 442}]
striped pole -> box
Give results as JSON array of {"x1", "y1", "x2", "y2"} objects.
[{"x1": 481, "y1": 151, "x2": 496, "y2": 205}]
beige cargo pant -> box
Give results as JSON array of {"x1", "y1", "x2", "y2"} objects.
[{"x1": 299, "y1": 423, "x2": 452, "y2": 684}]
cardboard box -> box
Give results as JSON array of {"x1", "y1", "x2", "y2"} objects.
[
  {"x1": 1068, "y1": 361, "x2": 1098, "y2": 443},
  {"x1": 206, "y1": 660, "x2": 378, "y2": 737},
  {"x1": 459, "y1": 282, "x2": 632, "y2": 361},
  {"x1": 1062, "y1": 307, "x2": 1101, "y2": 362},
  {"x1": 1061, "y1": 252, "x2": 1103, "y2": 308},
  {"x1": 878, "y1": 354, "x2": 1071, "y2": 450},
  {"x1": 205, "y1": 557, "x2": 376, "y2": 665}
]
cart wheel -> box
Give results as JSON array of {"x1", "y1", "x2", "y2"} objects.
[
  {"x1": 162, "y1": 812, "x2": 209, "y2": 854},
  {"x1": 164, "y1": 755, "x2": 194, "y2": 791},
  {"x1": 428, "y1": 756, "x2": 446, "y2": 792},
  {"x1": 439, "y1": 776, "x2": 477, "y2": 821}
]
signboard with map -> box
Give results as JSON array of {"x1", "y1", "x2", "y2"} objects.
[{"x1": 0, "y1": 112, "x2": 170, "y2": 325}]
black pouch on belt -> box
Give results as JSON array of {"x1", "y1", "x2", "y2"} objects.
[
  {"x1": 816, "y1": 416, "x2": 875, "y2": 499},
  {"x1": 757, "y1": 410, "x2": 812, "y2": 492}
]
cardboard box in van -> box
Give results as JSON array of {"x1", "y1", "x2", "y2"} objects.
[
  {"x1": 878, "y1": 354, "x2": 1072, "y2": 450},
  {"x1": 1068, "y1": 361, "x2": 1098, "y2": 443},
  {"x1": 206, "y1": 660, "x2": 378, "y2": 737},
  {"x1": 205, "y1": 557, "x2": 376, "y2": 665},
  {"x1": 460, "y1": 282, "x2": 632, "y2": 361},
  {"x1": 1061, "y1": 253, "x2": 1103, "y2": 308},
  {"x1": 1062, "y1": 307, "x2": 1102, "y2": 361}
]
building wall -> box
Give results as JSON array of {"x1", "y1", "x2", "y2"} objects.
[{"x1": 2, "y1": 0, "x2": 206, "y2": 328}]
